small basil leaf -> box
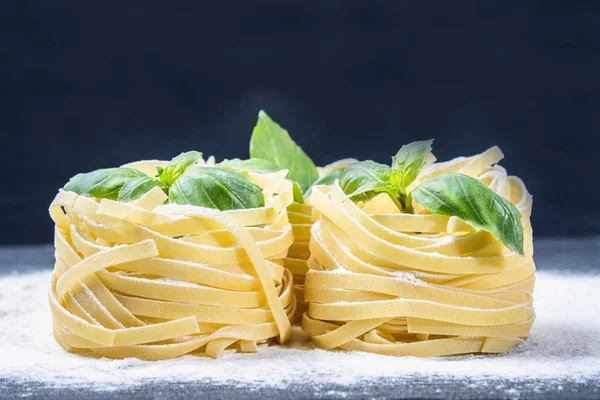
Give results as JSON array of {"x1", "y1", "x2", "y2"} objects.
[
  {"x1": 218, "y1": 158, "x2": 280, "y2": 173},
  {"x1": 169, "y1": 167, "x2": 264, "y2": 210},
  {"x1": 249, "y1": 110, "x2": 319, "y2": 192},
  {"x1": 63, "y1": 168, "x2": 149, "y2": 200},
  {"x1": 304, "y1": 169, "x2": 342, "y2": 199},
  {"x1": 339, "y1": 161, "x2": 401, "y2": 206},
  {"x1": 156, "y1": 166, "x2": 164, "y2": 178},
  {"x1": 160, "y1": 151, "x2": 202, "y2": 186},
  {"x1": 411, "y1": 173, "x2": 524, "y2": 256},
  {"x1": 118, "y1": 176, "x2": 167, "y2": 202},
  {"x1": 292, "y1": 181, "x2": 304, "y2": 203},
  {"x1": 390, "y1": 139, "x2": 433, "y2": 192}
]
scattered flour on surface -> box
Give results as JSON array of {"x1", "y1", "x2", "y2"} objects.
[{"x1": 0, "y1": 271, "x2": 599, "y2": 391}]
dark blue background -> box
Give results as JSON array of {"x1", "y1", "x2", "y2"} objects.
[{"x1": 3, "y1": 0, "x2": 599, "y2": 243}]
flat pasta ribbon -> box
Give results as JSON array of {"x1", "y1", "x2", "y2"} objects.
[
  {"x1": 49, "y1": 162, "x2": 295, "y2": 360},
  {"x1": 284, "y1": 159, "x2": 358, "y2": 323},
  {"x1": 302, "y1": 147, "x2": 536, "y2": 356}
]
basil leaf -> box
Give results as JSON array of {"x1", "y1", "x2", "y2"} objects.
[
  {"x1": 411, "y1": 173, "x2": 524, "y2": 256},
  {"x1": 159, "y1": 151, "x2": 202, "y2": 185},
  {"x1": 118, "y1": 176, "x2": 167, "y2": 202},
  {"x1": 303, "y1": 168, "x2": 342, "y2": 199},
  {"x1": 219, "y1": 157, "x2": 304, "y2": 203},
  {"x1": 292, "y1": 181, "x2": 304, "y2": 203},
  {"x1": 63, "y1": 168, "x2": 149, "y2": 200},
  {"x1": 249, "y1": 110, "x2": 318, "y2": 192},
  {"x1": 218, "y1": 158, "x2": 279, "y2": 174},
  {"x1": 390, "y1": 139, "x2": 433, "y2": 192},
  {"x1": 169, "y1": 167, "x2": 264, "y2": 210},
  {"x1": 339, "y1": 161, "x2": 401, "y2": 206}
]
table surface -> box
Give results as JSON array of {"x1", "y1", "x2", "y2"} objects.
[{"x1": 1, "y1": 237, "x2": 599, "y2": 400}]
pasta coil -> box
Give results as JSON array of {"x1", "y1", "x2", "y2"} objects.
[
  {"x1": 49, "y1": 162, "x2": 295, "y2": 360},
  {"x1": 302, "y1": 147, "x2": 536, "y2": 356}
]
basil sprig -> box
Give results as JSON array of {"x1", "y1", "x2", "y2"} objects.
[
  {"x1": 339, "y1": 141, "x2": 433, "y2": 211},
  {"x1": 339, "y1": 161, "x2": 402, "y2": 209},
  {"x1": 338, "y1": 141, "x2": 525, "y2": 256},
  {"x1": 390, "y1": 140, "x2": 433, "y2": 193},
  {"x1": 249, "y1": 110, "x2": 319, "y2": 194},
  {"x1": 62, "y1": 151, "x2": 264, "y2": 211},
  {"x1": 157, "y1": 151, "x2": 202, "y2": 185}
]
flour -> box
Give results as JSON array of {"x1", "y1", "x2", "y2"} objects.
[{"x1": 0, "y1": 271, "x2": 599, "y2": 392}]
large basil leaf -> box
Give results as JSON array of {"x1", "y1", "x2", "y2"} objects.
[
  {"x1": 218, "y1": 158, "x2": 279, "y2": 174},
  {"x1": 390, "y1": 139, "x2": 433, "y2": 192},
  {"x1": 303, "y1": 168, "x2": 342, "y2": 199},
  {"x1": 169, "y1": 167, "x2": 264, "y2": 210},
  {"x1": 249, "y1": 110, "x2": 318, "y2": 192},
  {"x1": 158, "y1": 151, "x2": 202, "y2": 185},
  {"x1": 339, "y1": 161, "x2": 401, "y2": 206},
  {"x1": 411, "y1": 173, "x2": 524, "y2": 256},
  {"x1": 63, "y1": 168, "x2": 152, "y2": 200},
  {"x1": 118, "y1": 176, "x2": 167, "y2": 202}
]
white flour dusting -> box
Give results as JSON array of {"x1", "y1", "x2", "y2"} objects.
[{"x1": 0, "y1": 271, "x2": 599, "y2": 391}]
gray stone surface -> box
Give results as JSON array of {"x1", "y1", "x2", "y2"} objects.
[{"x1": 1, "y1": 238, "x2": 599, "y2": 399}]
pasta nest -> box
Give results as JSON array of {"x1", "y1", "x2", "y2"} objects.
[
  {"x1": 48, "y1": 160, "x2": 296, "y2": 360},
  {"x1": 302, "y1": 147, "x2": 536, "y2": 356}
]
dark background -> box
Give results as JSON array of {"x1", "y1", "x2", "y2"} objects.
[{"x1": 3, "y1": 0, "x2": 599, "y2": 244}]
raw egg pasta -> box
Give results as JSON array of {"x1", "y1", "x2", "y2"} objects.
[
  {"x1": 302, "y1": 147, "x2": 536, "y2": 356},
  {"x1": 284, "y1": 159, "x2": 357, "y2": 323},
  {"x1": 49, "y1": 161, "x2": 296, "y2": 360}
]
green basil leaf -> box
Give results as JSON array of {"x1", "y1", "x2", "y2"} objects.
[
  {"x1": 218, "y1": 158, "x2": 279, "y2": 173},
  {"x1": 249, "y1": 110, "x2": 318, "y2": 192},
  {"x1": 292, "y1": 181, "x2": 304, "y2": 203},
  {"x1": 118, "y1": 176, "x2": 167, "y2": 202},
  {"x1": 339, "y1": 161, "x2": 401, "y2": 206},
  {"x1": 219, "y1": 157, "x2": 305, "y2": 203},
  {"x1": 159, "y1": 151, "x2": 202, "y2": 185},
  {"x1": 63, "y1": 168, "x2": 149, "y2": 200},
  {"x1": 303, "y1": 168, "x2": 342, "y2": 199},
  {"x1": 390, "y1": 139, "x2": 433, "y2": 192},
  {"x1": 411, "y1": 173, "x2": 524, "y2": 256},
  {"x1": 169, "y1": 167, "x2": 264, "y2": 210}
]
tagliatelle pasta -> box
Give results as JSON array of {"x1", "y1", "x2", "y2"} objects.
[
  {"x1": 302, "y1": 147, "x2": 536, "y2": 356},
  {"x1": 284, "y1": 159, "x2": 358, "y2": 323},
  {"x1": 49, "y1": 160, "x2": 296, "y2": 360}
]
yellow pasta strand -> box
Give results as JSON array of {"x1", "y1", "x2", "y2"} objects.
[{"x1": 284, "y1": 158, "x2": 358, "y2": 323}]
